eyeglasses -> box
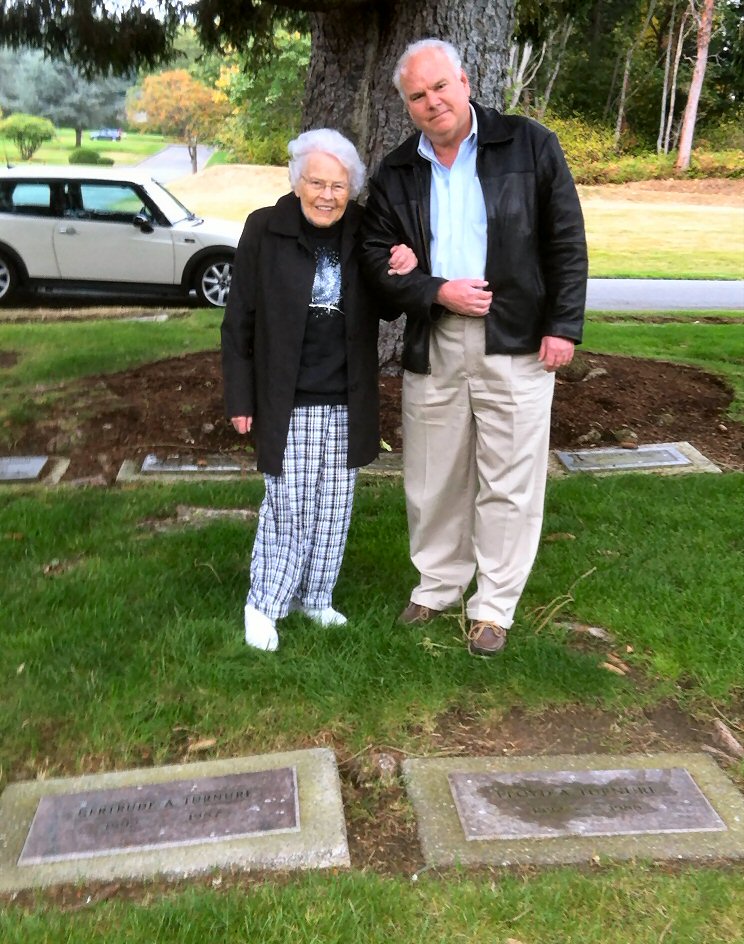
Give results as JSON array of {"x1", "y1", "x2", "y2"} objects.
[{"x1": 301, "y1": 175, "x2": 349, "y2": 196}]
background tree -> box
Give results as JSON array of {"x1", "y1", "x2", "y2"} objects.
[
  {"x1": 0, "y1": 47, "x2": 130, "y2": 147},
  {"x1": 217, "y1": 29, "x2": 310, "y2": 165},
  {"x1": 127, "y1": 69, "x2": 230, "y2": 173},
  {"x1": 506, "y1": 0, "x2": 593, "y2": 115},
  {"x1": 0, "y1": 112, "x2": 55, "y2": 160},
  {"x1": 676, "y1": 0, "x2": 717, "y2": 170},
  {"x1": 0, "y1": 0, "x2": 516, "y2": 169}
]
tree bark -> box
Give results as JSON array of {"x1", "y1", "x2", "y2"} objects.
[
  {"x1": 675, "y1": 0, "x2": 715, "y2": 172},
  {"x1": 302, "y1": 0, "x2": 516, "y2": 170},
  {"x1": 664, "y1": 7, "x2": 691, "y2": 152},
  {"x1": 302, "y1": 0, "x2": 516, "y2": 371},
  {"x1": 507, "y1": 41, "x2": 534, "y2": 111},
  {"x1": 188, "y1": 140, "x2": 198, "y2": 174},
  {"x1": 657, "y1": 0, "x2": 676, "y2": 153}
]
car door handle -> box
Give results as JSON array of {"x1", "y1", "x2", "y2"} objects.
[{"x1": 58, "y1": 225, "x2": 77, "y2": 235}]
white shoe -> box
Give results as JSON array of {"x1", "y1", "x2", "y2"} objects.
[
  {"x1": 302, "y1": 606, "x2": 348, "y2": 627},
  {"x1": 244, "y1": 604, "x2": 278, "y2": 651}
]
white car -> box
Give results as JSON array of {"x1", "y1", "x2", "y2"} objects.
[{"x1": 0, "y1": 165, "x2": 243, "y2": 307}]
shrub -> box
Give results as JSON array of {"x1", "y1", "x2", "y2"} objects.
[
  {"x1": 688, "y1": 150, "x2": 744, "y2": 179},
  {"x1": 542, "y1": 114, "x2": 616, "y2": 176},
  {"x1": 539, "y1": 114, "x2": 744, "y2": 183},
  {"x1": 217, "y1": 126, "x2": 292, "y2": 166},
  {"x1": 695, "y1": 112, "x2": 744, "y2": 151},
  {"x1": 69, "y1": 147, "x2": 114, "y2": 165},
  {"x1": 0, "y1": 113, "x2": 55, "y2": 160}
]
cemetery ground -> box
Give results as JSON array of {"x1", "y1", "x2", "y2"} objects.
[
  {"x1": 0, "y1": 182, "x2": 743, "y2": 940},
  {"x1": 1, "y1": 315, "x2": 742, "y2": 941}
]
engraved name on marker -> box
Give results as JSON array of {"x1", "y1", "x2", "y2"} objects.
[
  {"x1": 448, "y1": 767, "x2": 726, "y2": 841},
  {"x1": 19, "y1": 768, "x2": 299, "y2": 865}
]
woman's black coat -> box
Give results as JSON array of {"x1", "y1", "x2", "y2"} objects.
[{"x1": 221, "y1": 192, "x2": 394, "y2": 476}]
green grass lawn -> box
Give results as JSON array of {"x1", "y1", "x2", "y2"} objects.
[
  {"x1": 1, "y1": 473, "x2": 742, "y2": 770},
  {"x1": 3, "y1": 868, "x2": 743, "y2": 943},
  {"x1": 0, "y1": 311, "x2": 742, "y2": 940},
  {"x1": 26, "y1": 128, "x2": 170, "y2": 166},
  {"x1": 584, "y1": 203, "x2": 744, "y2": 279}
]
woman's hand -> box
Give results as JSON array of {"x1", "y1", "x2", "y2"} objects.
[
  {"x1": 388, "y1": 243, "x2": 418, "y2": 276},
  {"x1": 231, "y1": 416, "x2": 252, "y2": 434}
]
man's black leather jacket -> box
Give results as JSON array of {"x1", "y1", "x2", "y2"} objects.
[{"x1": 359, "y1": 101, "x2": 588, "y2": 374}]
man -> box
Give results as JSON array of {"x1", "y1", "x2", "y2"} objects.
[{"x1": 360, "y1": 38, "x2": 588, "y2": 656}]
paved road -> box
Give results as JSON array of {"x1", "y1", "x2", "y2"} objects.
[
  {"x1": 587, "y1": 278, "x2": 743, "y2": 311},
  {"x1": 136, "y1": 144, "x2": 215, "y2": 182}
]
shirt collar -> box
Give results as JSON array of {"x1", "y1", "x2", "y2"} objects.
[{"x1": 417, "y1": 104, "x2": 478, "y2": 164}]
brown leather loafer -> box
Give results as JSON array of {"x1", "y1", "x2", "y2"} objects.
[
  {"x1": 468, "y1": 620, "x2": 507, "y2": 656},
  {"x1": 398, "y1": 601, "x2": 443, "y2": 624}
]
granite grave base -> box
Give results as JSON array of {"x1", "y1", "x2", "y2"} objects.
[
  {"x1": 547, "y1": 441, "x2": 720, "y2": 477},
  {"x1": 116, "y1": 453, "x2": 258, "y2": 483},
  {"x1": 403, "y1": 752, "x2": 744, "y2": 867},
  {"x1": 0, "y1": 455, "x2": 69, "y2": 486},
  {"x1": 0, "y1": 748, "x2": 349, "y2": 892},
  {"x1": 115, "y1": 452, "x2": 404, "y2": 483}
]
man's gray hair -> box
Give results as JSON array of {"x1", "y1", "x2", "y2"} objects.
[
  {"x1": 287, "y1": 129, "x2": 366, "y2": 198},
  {"x1": 393, "y1": 39, "x2": 462, "y2": 98}
]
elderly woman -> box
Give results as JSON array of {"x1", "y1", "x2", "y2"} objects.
[{"x1": 221, "y1": 129, "x2": 414, "y2": 651}]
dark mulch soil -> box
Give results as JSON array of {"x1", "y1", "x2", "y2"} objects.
[{"x1": 4, "y1": 348, "x2": 742, "y2": 480}]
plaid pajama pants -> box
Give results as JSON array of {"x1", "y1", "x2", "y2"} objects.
[{"x1": 247, "y1": 405, "x2": 357, "y2": 620}]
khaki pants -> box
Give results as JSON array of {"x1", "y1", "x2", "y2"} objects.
[{"x1": 402, "y1": 315, "x2": 555, "y2": 628}]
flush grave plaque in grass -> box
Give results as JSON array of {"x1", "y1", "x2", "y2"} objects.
[
  {"x1": 555, "y1": 443, "x2": 692, "y2": 473},
  {"x1": 0, "y1": 456, "x2": 49, "y2": 482},
  {"x1": 448, "y1": 767, "x2": 725, "y2": 842},
  {"x1": 0, "y1": 748, "x2": 349, "y2": 891},
  {"x1": 403, "y1": 752, "x2": 744, "y2": 868},
  {"x1": 18, "y1": 768, "x2": 299, "y2": 865},
  {"x1": 141, "y1": 453, "x2": 244, "y2": 475}
]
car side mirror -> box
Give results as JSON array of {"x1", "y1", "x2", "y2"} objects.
[{"x1": 133, "y1": 213, "x2": 153, "y2": 234}]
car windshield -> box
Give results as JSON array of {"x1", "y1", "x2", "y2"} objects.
[{"x1": 149, "y1": 180, "x2": 201, "y2": 224}]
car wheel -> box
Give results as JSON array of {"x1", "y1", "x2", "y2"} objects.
[
  {"x1": 0, "y1": 252, "x2": 18, "y2": 305},
  {"x1": 194, "y1": 256, "x2": 233, "y2": 308}
]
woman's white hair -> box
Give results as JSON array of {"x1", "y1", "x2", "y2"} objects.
[
  {"x1": 393, "y1": 39, "x2": 462, "y2": 98},
  {"x1": 287, "y1": 129, "x2": 366, "y2": 199}
]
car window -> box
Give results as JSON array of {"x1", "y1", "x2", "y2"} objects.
[
  {"x1": 149, "y1": 180, "x2": 197, "y2": 224},
  {"x1": 0, "y1": 181, "x2": 54, "y2": 216},
  {"x1": 76, "y1": 183, "x2": 145, "y2": 223}
]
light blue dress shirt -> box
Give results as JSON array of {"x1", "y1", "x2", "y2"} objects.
[{"x1": 417, "y1": 105, "x2": 487, "y2": 281}]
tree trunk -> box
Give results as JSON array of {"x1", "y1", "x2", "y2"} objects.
[
  {"x1": 657, "y1": 0, "x2": 676, "y2": 153},
  {"x1": 536, "y1": 20, "x2": 573, "y2": 120},
  {"x1": 302, "y1": 0, "x2": 516, "y2": 371},
  {"x1": 613, "y1": 0, "x2": 657, "y2": 151},
  {"x1": 75, "y1": 127, "x2": 82, "y2": 148},
  {"x1": 188, "y1": 140, "x2": 198, "y2": 174},
  {"x1": 303, "y1": 0, "x2": 516, "y2": 171},
  {"x1": 507, "y1": 41, "x2": 535, "y2": 111},
  {"x1": 613, "y1": 49, "x2": 632, "y2": 150},
  {"x1": 664, "y1": 7, "x2": 691, "y2": 152},
  {"x1": 603, "y1": 51, "x2": 622, "y2": 123},
  {"x1": 675, "y1": 0, "x2": 715, "y2": 172}
]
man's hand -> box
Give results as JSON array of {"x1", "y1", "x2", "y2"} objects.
[
  {"x1": 435, "y1": 279, "x2": 492, "y2": 317},
  {"x1": 388, "y1": 243, "x2": 418, "y2": 276},
  {"x1": 538, "y1": 336, "x2": 575, "y2": 372},
  {"x1": 231, "y1": 416, "x2": 252, "y2": 434}
]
